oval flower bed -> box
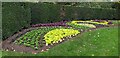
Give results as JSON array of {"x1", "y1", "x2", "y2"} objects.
[
  {"x1": 66, "y1": 20, "x2": 109, "y2": 29},
  {"x1": 72, "y1": 20, "x2": 109, "y2": 25}
]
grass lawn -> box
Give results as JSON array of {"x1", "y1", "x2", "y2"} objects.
[{"x1": 2, "y1": 26, "x2": 118, "y2": 56}]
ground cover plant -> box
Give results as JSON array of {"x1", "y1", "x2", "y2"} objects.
[
  {"x1": 31, "y1": 21, "x2": 68, "y2": 27},
  {"x1": 14, "y1": 27, "x2": 56, "y2": 50},
  {"x1": 14, "y1": 27, "x2": 70, "y2": 50},
  {"x1": 66, "y1": 20, "x2": 110, "y2": 29},
  {"x1": 14, "y1": 26, "x2": 80, "y2": 50},
  {"x1": 44, "y1": 29, "x2": 80, "y2": 46}
]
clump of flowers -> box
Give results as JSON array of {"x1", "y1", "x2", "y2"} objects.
[{"x1": 44, "y1": 29, "x2": 80, "y2": 46}]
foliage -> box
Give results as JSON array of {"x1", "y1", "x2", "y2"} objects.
[
  {"x1": 2, "y1": 2, "x2": 31, "y2": 40},
  {"x1": 56, "y1": 2, "x2": 116, "y2": 9},
  {"x1": 15, "y1": 27, "x2": 66, "y2": 50},
  {"x1": 74, "y1": 2, "x2": 115, "y2": 9},
  {"x1": 66, "y1": 20, "x2": 109, "y2": 29},
  {"x1": 31, "y1": 3, "x2": 61, "y2": 24},
  {"x1": 44, "y1": 29, "x2": 80, "y2": 45},
  {"x1": 15, "y1": 27, "x2": 56, "y2": 50},
  {"x1": 31, "y1": 3, "x2": 118, "y2": 25},
  {"x1": 71, "y1": 20, "x2": 109, "y2": 25},
  {"x1": 31, "y1": 21, "x2": 68, "y2": 27},
  {"x1": 63, "y1": 6, "x2": 118, "y2": 20}
]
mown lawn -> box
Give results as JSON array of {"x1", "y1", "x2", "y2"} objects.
[{"x1": 2, "y1": 27, "x2": 118, "y2": 56}]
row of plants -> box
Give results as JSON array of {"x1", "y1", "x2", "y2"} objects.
[
  {"x1": 14, "y1": 27, "x2": 54, "y2": 50},
  {"x1": 73, "y1": 20, "x2": 109, "y2": 25},
  {"x1": 44, "y1": 28, "x2": 80, "y2": 46},
  {"x1": 66, "y1": 20, "x2": 109, "y2": 29},
  {"x1": 31, "y1": 21, "x2": 68, "y2": 27},
  {"x1": 14, "y1": 27, "x2": 66, "y2": 50}
]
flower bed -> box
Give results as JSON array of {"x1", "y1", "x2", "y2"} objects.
[
  {"x1": 44, "y1": 29, "x2": 80, "y2": 46},
  {"x1": 14, "y1": 27, "x2": 65, "y2": 50},
  {"x1": 67, "y1": 20, "x2": 109, "y2": 29},
  {"x1": 2, "y1": 20, "x2": 116, "y2": 54},
  {"x1": 31, "y1": 21, "x2": 68, "y2": 27},
  {"x1": 14, "y1": 26, "x2": 80, "y2": 50}
]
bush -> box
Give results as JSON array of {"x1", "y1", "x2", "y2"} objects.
[
  {"x1": 2, "y1": 2, "x2": 31, "y2": 40},
  {"x1": 31, "y1": 3, "x2": 61, "y2": 24},
  {"x1": 63, "y1": 6, "x2": 118, "y2": 19},
  {"x1": 31, "y1": 3, "x2": 118, "y2": 25}
]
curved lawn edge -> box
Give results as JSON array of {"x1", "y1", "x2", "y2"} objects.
[{"x1": 2, "y1": 26, "x2": 118, "y2": 56}]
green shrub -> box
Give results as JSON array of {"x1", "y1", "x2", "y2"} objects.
[
  {"x1": 31, "y1": 3, "x2": 118, "y2": 25},
  {"x1": 2, "y1": 2, "x2": 31, "y2": 40},
  {"x1": 63, "y1": 6, "x2": 118, "y2": 19},
  {"x1": 31, "y1": 3, "x2": 61, "y2": 24}
]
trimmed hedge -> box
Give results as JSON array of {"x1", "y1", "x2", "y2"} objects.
[
  {"x1": 31, "y1": 3, "x2": 62, "y2": 24},
  {"x1": 2, "y1": 2, "x2": 31, "y2": 40},
  {"x1": 74, "y1": 2, "x2": 115, "y2": 8},
  {"x1": 31, "y1": 3, "x2": 118, "y2": 24},
  {"x1": 64, "y1": 6, "x2": 118, "y2": 20}
]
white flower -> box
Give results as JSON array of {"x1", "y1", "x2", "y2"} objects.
[
  {"x1": 98, "y1": 32, "x2": 99, "y2": 34},
  {"x1": 89, "y1": 30, "x2": 91, "y2": 31},
  {"x1": 13, "y1": 49, "x2": 15, "y2": 51},
  {"x1": 46, "y1": 44, "x2": 48, "y2": 46},
  {"x1": 79, "y1": 50, "x2": 82, "y2": 52},
  {"x1": 98, "y1": 35, "x2": 99, "y2": 37},
  {"x1": 81, "y1": 29, "x2": 83, "y2": 31},
  {"x1": 34, "y1": 53, "x2": 37, "y2": 54},
  {"x1": 92, "y1": 54, "x2": 94, "y2": 56},
  {"x1": 41, "y1": 50, "x2": 44, "y2": 52},
  {"x1": 56, "y1": 41, "x2": 58, "y2": 43},
  {"x1": 6, "y1": 49, "x2": 8, "y2": 51},
  {"x1": 60, "y1": 39, "x2": 62, "y2": 42}
]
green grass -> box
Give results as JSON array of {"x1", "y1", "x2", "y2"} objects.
[
  {"x1": 2, "y1": 27, "x2": 118, "y2": 56},
  {"x1": 0, "y1": 50, "x2": 2, "y2": 58}
]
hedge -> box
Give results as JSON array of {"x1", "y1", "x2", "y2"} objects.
[
  {"x1": 63, "y1": 6, "x2": 118, "y2": 20},
  {"x1": 31, "y1": 3, "x2": 118, "y2": 24},
  {"x1": 31, "y1": 3, "x2": 62, "y2": 24},
  {"x1": 74, "y1": 2, "x2": 115, "y2": 8},
  {"x1": 2, "y1": 2, "x2": 31, "y2": 40}
]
